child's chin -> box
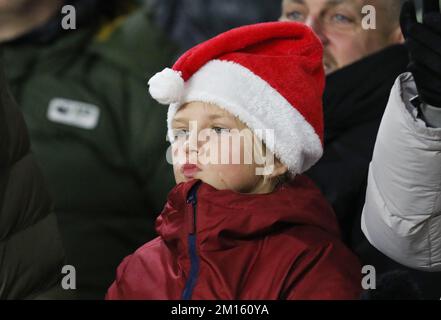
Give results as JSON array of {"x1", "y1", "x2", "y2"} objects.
[
  {"x1": 179, "y1": 174, "x2": 200, "y2": 184},
  {"x1": 181, "y1": 175, "x2": 223, "y2": 190}
]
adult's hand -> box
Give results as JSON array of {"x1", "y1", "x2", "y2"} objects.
[{"x1": 400, "y1": 0, "x2": 441, "y2": 108}]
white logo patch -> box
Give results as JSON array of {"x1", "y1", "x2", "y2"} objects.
[{"x1": 48, "y1": 98, "x2": 100, "y2": 129}]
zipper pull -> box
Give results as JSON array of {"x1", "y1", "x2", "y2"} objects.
[
  {"x1": 186, "y1": 181, "x2": 201, "y2": 235},
  {"x1": 187, "y1": 193, "x2": 197, "y2": 235},
  {"x1": 186, "y1": 193, "x2": 196, "y2": 205}
]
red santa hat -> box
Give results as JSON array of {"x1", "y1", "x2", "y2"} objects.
[{"x1": 148, "y1": 22, "x2": 325, "y2": 176}]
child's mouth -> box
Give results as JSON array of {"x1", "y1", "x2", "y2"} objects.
[{"x1": 181, "y1": 164, "x2": 201, "y2": 179}]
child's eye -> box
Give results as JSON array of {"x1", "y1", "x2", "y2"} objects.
[
  {"x1": 212, "y1": 127, "x2": 231, "y2": 135},
  {"x1": 173, "y1": 129, "x2": 189, "y2": 140},
  {"x1": 331, "y1": 13, "x2": 353, "y2": 24},
  {"x1": 286, "y1": 11, "x2": 305, "y2": 22}
]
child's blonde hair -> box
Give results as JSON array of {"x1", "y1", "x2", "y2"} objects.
[{"x1": 233, "y1": 113, "x2": 291, "y2": 191}]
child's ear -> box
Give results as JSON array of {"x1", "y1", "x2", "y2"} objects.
[{"x1": 268, "y1": 159, "x2": 288, "y2": 179}]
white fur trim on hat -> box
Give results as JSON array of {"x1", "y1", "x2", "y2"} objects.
[
  {"x1": 148, "y1": 68, "x2": 184, "y2": 105},
  {"x1": 166, "y1": 59, "x2": 323, "y2": 175}
]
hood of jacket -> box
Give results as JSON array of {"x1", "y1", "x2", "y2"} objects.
[{"x1": 156, "y1": 175, "x2": 340, "y2": 255}]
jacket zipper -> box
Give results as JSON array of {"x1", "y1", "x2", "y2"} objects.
[{"x1": 181, "y1": 181, "x2": 202, "y2": 300}]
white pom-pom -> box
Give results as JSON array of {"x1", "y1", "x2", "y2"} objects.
[{"x1": 148, "y1": 68, "x2": 184, "y2": 105}]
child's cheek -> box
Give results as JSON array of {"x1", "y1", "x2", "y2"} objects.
[
  {"x1": 171, "y1": 142, "x2": 186, "y2": 184},
  {"x1": 198, "y1": 135, "x2": 234, "y2": 165},
  {"x1": 213, "y1": 162, "x2": 258, "y2": 192},
  {"x1": 171, "y1": 141, "x2": 188, "y2": 164},
  {"x1": 172, "y1": 166, "x2": 183, "y2": 184},
  {"x1": 216, "y1": 132, "x2": 249, "y2": 166},
  {"x1": 212, "y1": 132, "x2": 259, "y2": 186}
]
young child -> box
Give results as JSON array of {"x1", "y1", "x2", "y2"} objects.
[{"x1": 106, "y1": 22, "x2": 362, "y2": 300}]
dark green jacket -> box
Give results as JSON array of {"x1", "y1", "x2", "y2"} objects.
[
  {"x1": 2, "y1": 7, "x2": 176, "y2": 299},
  {"x1": 0, "y1": 60, "x2": 65, "y2": 299}
]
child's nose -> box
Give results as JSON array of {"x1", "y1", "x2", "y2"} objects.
[{"x1": 183, "y1": 129, "x2": 200, "y2": 164}]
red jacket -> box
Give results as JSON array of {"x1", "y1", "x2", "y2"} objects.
[{"x1": 106, "y1": 176, "x2": 362, "y2": 300}]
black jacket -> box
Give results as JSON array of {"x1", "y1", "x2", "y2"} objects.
[
  {"x1": 306, "y1": 44, "x2": 409, "y2": 248},
  {"x1": 0, "y1": 59, "x2": 65, "y2": 299},
  {"x1": 306, "y1": 45, "x2": 441, "y2": 299}
]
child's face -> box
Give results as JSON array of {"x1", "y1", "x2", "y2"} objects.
[{"x1": 171, "y1": 102, "x2": 287, "y2": 194}]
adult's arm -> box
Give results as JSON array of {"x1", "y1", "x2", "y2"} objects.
[
  {"x1": 361, "y1": 0, "x2": 441, "y2": 272},
  {"x1": 361, "y1": 72, "x2": 441, "y2": 271}
]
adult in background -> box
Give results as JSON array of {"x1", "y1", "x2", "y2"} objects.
[
  {"x1": 362, "y1": 0, "x2": 441, "y2": 299},
  {"x1": 281, "y1": 0, "x2": 441, "y2": 299},
  {"x1": 1, "y1": 0, "x2": 176, "y2": 299},
  {"x1": 280, "y1": 0, "x2": 407, "y2": 248}
]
